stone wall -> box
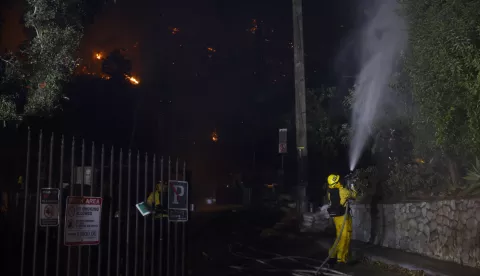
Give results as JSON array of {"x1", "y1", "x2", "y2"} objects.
[{"x1": 351, "y1": 199, "x2": 480, "y2": 268}]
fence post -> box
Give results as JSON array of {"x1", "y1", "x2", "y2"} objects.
[
  {"x1": 166, "y1": 157, "x2": 171, "y2": 276},
  {"x1": 126, "y1": 150, "x2": 132, "y2": 276},
  {"x1": 32, "y1": 130, "x2": 43, "y2": 276},
  {"x1": 77, "y1": 140, "x2": 86, "y2": 276},
  {"x1": 55, "y1": 136, "x2": 65, "y2": 276},
  {"x1": 134, "y1": 151, "x2": 140, "y2": 276},
  {"x1": 87, "y1": 142, "x2": 95, "y2": 276},
  {"x1": 143, "y1": 153, "x2": 148, "y2": 276},
  {"x1": 97, "y1": 145, "x2": 105, "y2": 276},
  {"x1": 117, "y1": 149, "x2": 123, "y2": 275},
  {"x1": 66, "y1": 137, "x2": 75, "y2": 275},
  {"x1": 174, "y1": 159, "x2": 179, "y2": 276},
  {"x1": 159, "y1": 156, "x2": 164, "y2": 276},
  {"x1": 43, "y1": 134, "x2": 55, "y2": 275},
  {"x1": 20, "y1": 128, "x2": 31, "y2": 276},
  {"x1": 106, "y1": 146, "x2": 114, "y2": 276},
  {"x1": 151, "y1": 155, "x2": 156, "y2": 276},
  {"x1": 181, "y1": 161, "x2": 187, "y2": 276}
]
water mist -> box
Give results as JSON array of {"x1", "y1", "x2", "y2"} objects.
[{"x1": 348, "y1": 0, "x2": 407, "y2": 171}]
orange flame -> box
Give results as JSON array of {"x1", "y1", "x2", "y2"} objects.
[
  {"x1": 207, "y1": 47, "x2": 216, "y2": 53},
  {"x1": 94, "y1": 52, "x2": 103, "y2": 60},
  {"x1": 249, "y1": 19, "x2": 258, "y2": 34},
  {"x1": 77, "y1": 65, "x2": 111, "y2": 80},
  {"x1": 212, "y1": 131, "x2": 218, "y2": 142},
  {"x1": 124, "y1": 74, "x2": 140, "y2": 85},
  {"x1": 171, "y1": 27, "x2": 180, "y2": 35}
]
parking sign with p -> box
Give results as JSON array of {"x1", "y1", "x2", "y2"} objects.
[{"x1": 167, "y1": 180, "x2": 189, "y2": 222}]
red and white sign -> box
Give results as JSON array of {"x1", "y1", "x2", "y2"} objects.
[{"x1": 64, "y1": 196, "x2": 103, "y2": 246}]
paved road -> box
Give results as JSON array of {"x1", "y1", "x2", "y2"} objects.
[{"x1": 187, "y1": 206, "x2": 408, "y2": 276}]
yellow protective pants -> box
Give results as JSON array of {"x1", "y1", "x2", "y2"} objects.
[{"x1": 330, "y1": 215, "x2": 352, "y2": 263}]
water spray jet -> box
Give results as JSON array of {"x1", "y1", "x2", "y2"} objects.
[{"x1": 347, "y1": 0, "x2": 407, "y2": 171}]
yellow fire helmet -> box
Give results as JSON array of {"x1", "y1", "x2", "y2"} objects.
[{"x1": 327, "y1": 174, "x2": 340, "y2": 187}]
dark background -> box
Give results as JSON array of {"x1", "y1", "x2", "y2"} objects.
[{"x1": 0, "y1": 0, "x2": 358, "y2": 203}]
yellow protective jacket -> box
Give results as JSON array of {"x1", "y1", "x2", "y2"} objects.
[
  {"x1": 147, "y1": 190, "x2": 162, "y2": 208},
  {"x1": 327, "y1": 182, "x2": 357, "y2": 207},
  {"x1": 328, "y1": 182, "x2": 356, "y2": 263},
  {"x1": 147, "y1": 189, "x2": 169, "y2": 218}
]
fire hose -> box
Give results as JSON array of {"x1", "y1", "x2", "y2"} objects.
[
  {"x1": 227, "y1": 199, "x2": 353, "y2": 276},
  {"x1": 227, "y1": 193, "x2": 354, "y2": 275},
  {"x1": 315, "y1": 200, "x2": 351, "y2": 275}
]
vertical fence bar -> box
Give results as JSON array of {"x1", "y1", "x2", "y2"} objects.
[
  {"x1": 107, "y1": 147, "x2": 114, "y2": 276},
  {"x1": 134, "y1": 151, "x2": 140, "y2": 276},
  {"x1": 181, "y1": 161, "x2": 186, "y2": 276},
  {"x1": 158, "y1": 157, "x2": 164, "y2": 276},
  {"x1": 97, "y1": 145, "x2": 105, "y2": 276},
  {"x1": 66, "y1": 137, "x2": 76, "y2": 275},
  {"x1": 43, "y1": 134, "x2": 54, "y2": 275},
  {"x1": 126, "y1": 150, "x2": 132, "y2": 276},
  {"x1": 20, "y1": 128, "x2": 31, "y2": 276},
  {"x1": 143, "y1": 154, "x2": 148, "y2": 276},
  {"x1": 175, "y1": 159, "x2": 179, "y2": 180},
  {"x1": 117, "y1": 149, "x2": 123, "y2": 275},
  {"x1": 151, "y1": 155, "x2": 156, "y2": 276},
  {"x1": 55, "y1": 136, "x2": 65, "y2": 276},
  {"x1": 87, "y1": 142, "x2": 95, "y2": 276},
  {"x1": 77, "y1": 140, "x2": 86, "y2": 276},
  {"x1": 166, "y1": 157, "x2": 171, "y2": 276},
  {"x1": 174, "y1": 159, "x2": 179, "y2": 276},
  {"x1": 32, "y1": 130, "x2": 43, "y2": 276}
]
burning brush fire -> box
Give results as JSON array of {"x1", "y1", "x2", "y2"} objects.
[
  {"x1": 76, "y1": 50, "x2": 140, "y2": 85},
  {"x1": 124, "y1": 74, "x2": 139, "y2": 85}
]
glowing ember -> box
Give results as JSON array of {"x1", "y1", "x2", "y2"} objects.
[
  {"x1": 124, "y1": 74, "x2": 140, "y2": 85},
  {"x1": 212, "y1": 131, "x2": 218, "y2": 142},
  {"x1": 249, "y1": 19, "x2": 258, "y2": 34},
  {"x1": 170, "y1": 27, "x2": 180, "y2": 35},
  {"x1": 414, "y1": 158, "x2": 425, "y2": 164},
  {"x1": 207, "y1": 47, "x2": 216, "y2": 53},
  {"x1": 94, "y1": 52, "x2": 103, "y2": 60},
  {"x1": 76, "y1": 63, "x2": 111, "y2": 80}
]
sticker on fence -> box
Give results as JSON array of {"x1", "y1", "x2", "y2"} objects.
[
  {"x1": 40, "y1": 188, "x2": 60, "y2": 227},
  {"x1": 64, "y1": 196, "x2": 103, "y2": 246}
]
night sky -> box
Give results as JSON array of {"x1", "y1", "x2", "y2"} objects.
[{"x1": 0, "y1": 0, "x2": 356, "y2": 199}]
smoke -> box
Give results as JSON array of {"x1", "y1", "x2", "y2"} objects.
[{"x1": 347, "y1": 0, "x2": 407, "y2": 171}]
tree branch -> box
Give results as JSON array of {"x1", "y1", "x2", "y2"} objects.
[{"x1": 0, "y1": 57, "x2": 15, "y2": 67}]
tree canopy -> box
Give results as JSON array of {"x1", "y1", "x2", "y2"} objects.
[
  {"x1": 353, "y1": 0, "x2": 480, "y2": 198},
  {"x1": 400, "y1": 0, "x2": 480, "y2": 158},
  {"x1": 0, "y1": 0, "x2": 113, "y2": 120}
]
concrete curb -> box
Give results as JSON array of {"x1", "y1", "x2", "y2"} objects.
[
  {"x1": 359, "y1": 253, "x2": 448, "y2": 276},
  {"x1": 315, "y1": 239, "x2": 460, "y2": 276}
]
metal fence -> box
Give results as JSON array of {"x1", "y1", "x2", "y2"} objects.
[{"x1": 1, "y1": 128, "x2": 188, "y2": 276}]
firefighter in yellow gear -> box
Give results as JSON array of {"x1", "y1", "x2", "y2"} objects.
[
  {"x1": 326, "y1": 174, "x2": 357, "y2": 264},
  {"x1": 147, "y1": 182, "x2": 168, "y2": 218}
]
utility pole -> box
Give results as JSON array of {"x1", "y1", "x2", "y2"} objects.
[{"x1": 292, "y1": 0, "x2": 308, "y2": 213}]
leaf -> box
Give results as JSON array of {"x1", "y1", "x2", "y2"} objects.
[{"x1": 463, "y1": 175, "x2": 479, "y2": 181}]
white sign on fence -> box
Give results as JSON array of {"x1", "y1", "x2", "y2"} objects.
[
  {"x1": 64, "y1": 196, "x2": 103, "y2": 246},
  {"x1": 40, "y1": 188, "x2": 60, "y2": 227}
]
